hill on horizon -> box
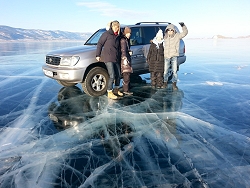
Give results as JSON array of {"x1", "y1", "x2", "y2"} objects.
[
  {"x1": 0, "y1": 25, "x2": 92, "y2": 41},
  {"x1": 1, "y1": 25, "x2": 249, "y2": 41}
]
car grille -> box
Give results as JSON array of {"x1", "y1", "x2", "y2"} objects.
[{"x1": 46, "y1": 56, "x2": 61, "y2": 65}]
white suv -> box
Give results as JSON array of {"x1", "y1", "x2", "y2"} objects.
[{"x1": 42, "y1": 22, "x2": 186, "y2": 97}]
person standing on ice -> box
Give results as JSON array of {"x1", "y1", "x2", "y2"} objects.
[
  {"x1": 163, "y1": 22, "x2": 188, "y2": 90},
  {"x1": 147, "y1": 29, "x2": 165, "y2": 89},
  {"x1": 96, "y1": 20, "x2": 123, "y2": 100},
  {"x1": 120, "y1": 27, "x2": 133, "y2": 95}
]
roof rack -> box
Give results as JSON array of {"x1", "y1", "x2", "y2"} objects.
[{"x1": 135, "y1": 22, "x2": 171, "y2": 25}]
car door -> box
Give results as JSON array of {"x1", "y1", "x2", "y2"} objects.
[
  {"x1": 129, "y1": 27, "x2": 146, "y2": 74},
  {"x1": 140, "y1": 26, "x2": 159, "y2": 64}
]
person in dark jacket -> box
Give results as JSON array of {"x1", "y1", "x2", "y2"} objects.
[
  {"x1": 96, "y1": 20, "x2": 123, "y2": 99},
  {"x1": 163, "y1": 22, "x2": 188, "y2": 90},
  {"x1": 120, "y1": 27, "x2": 133, "y2": 95},
  {"x1": 147, "y1": 29, "x2": 165, "y2": 89}
]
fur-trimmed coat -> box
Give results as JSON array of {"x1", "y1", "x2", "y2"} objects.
[
  {"x1": 146, "y1": 39, "x2": 164, "y2": 73},
  {"x1": 164, "y1": 24, "x2": 188, "y2": 58}
]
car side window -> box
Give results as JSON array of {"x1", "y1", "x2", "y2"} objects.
[
  {"x1": 142, "y1": 27, "x2": 158, "y2": 45},
  {"x1": 85, "y1": 29, "x2": 106, "y2": 45},
  {"x1": 159, "y1": 26, "x2": 167, "y2": 33},
  {"x1": 130, "y1": 27, "x2": 143, "y2": 46}
]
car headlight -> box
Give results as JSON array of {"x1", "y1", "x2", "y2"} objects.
[{"x1": 60, "y1": 56, "x2": 80, "y2": 66}]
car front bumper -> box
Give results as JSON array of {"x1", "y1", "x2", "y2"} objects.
[{"x1": 42, "y1": 64, "x2": 86, "y2": 83}]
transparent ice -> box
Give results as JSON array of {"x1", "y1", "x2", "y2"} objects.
[{"x1": 0, "y1": 39, "x2": 249, "y2": 188}]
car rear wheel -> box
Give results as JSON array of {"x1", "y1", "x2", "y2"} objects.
[
  {"x1": 82, "y1": 67, "x2": 109, "y2": 97},
  {"x1": 57, "y1": 80, "x2": 77, "y2": 87}
]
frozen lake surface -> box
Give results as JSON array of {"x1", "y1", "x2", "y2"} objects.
[{"x1": 0, "y1": 39, "x2": 250, "y2": 188}]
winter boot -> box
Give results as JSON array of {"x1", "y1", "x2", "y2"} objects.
[
  {"x1": 172, "y1": 82, "x2": 178, "y2": 90},
  {"x1": 113, "y1": 88, "x2": 124, "y2": 97},
  {"x1": 163, "y1": 82, "x2": 168, "y2": 88},
  {"x1": 107, "y1": 90, "x2": 119, "y2": 100}
]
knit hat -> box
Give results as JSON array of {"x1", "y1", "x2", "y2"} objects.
[
  {"x1": 123, "y1": 27, "x2": 131, "y2": 35},
  {"x1": 156, "y1": 29, "x2": 163, "y2": 39}
]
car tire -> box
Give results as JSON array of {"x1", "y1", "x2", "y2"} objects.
[
  {"x1": 82, "y1": 67, "x2": 109, "y2": 97},
  {"x1": 57, "y1": 80, "x2": 77, "y2": 87}
]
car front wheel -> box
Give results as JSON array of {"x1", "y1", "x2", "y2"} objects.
[{"x1": 82, "y1": 67, "x2": 109, "y2": 97}]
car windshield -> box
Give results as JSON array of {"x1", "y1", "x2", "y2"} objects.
[{"x1": 85, "y1": 29, "x2": 106, "y2": 45}]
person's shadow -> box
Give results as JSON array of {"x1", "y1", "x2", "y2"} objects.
[{"x1": 119, "y1": 74, "x2": 184, "y2": 113}]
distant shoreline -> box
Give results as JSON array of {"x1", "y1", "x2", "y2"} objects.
[
  {"x1": 1, "y1": 38, "x2": 249, "y2": 43},
  {"x1": 186, "y1": 37, "x2": 250, "y2": 40},
  {"x1": 1, "y1": 25, "x2": 249, "y2": 42},
  {"x1": 0, "y1": 40, "x2": 86, "y2": 43}
]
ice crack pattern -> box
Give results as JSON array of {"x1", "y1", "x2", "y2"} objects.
[{"x1": 1, "y1": 85, "x2": 249, "y2": 188}]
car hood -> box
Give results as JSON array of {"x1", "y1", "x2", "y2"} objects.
[{"x1": 47, "y1": 45, "x2": 97, "y2": 56}]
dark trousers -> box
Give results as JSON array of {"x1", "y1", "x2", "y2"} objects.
[
  {"x1": 105, "y1": 62, "x2": 121, "y2": 90},
  {"x1": 150, "y1": 72, "x2": 163, "y2": 87},
  {"x1": 122, "y1": 72, "x2": 131, "y2": 92}
]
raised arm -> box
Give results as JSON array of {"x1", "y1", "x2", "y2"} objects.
[{"x1": 178, "y1": 22, "x2": 188, "y2": 39}]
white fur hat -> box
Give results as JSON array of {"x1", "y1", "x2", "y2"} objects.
[
  {"x1": 156, "y1": 29, "x2": 163, "y2": 39},
  {"x1": 106, "y1": 21, "x2": 112, "y2": 30}
]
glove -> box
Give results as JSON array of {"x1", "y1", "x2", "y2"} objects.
[{"x1": 179, "y1": 22, "x2": 185, "y2": 27}]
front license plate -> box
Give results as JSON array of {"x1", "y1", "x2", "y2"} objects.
[{"x1": 44, "y1": 70, "x2": 53, "y2": 77}]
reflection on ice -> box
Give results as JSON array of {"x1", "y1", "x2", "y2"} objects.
[
  {"x1": 48, "y1": 84, "x2": 184, "y2": 130},
  {"x1": 1, "y1": 82, "x2": 249, "y2": 188}
]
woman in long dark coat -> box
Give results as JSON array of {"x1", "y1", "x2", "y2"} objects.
[
  {"x1": 147, "y1": 29, "x2": 165, "y2": 89},
  {"x1": 120, "y1": 27, "x2": 133, "y2": 95}
]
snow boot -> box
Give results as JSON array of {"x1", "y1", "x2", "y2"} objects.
[
  {"x1": 107, "y1": 90, "x2": 119, "y2": 100},
  {"x1": 113, "y1": 88, "x2": 124, "y2": 97},
  {"x1": 172, "y1": 82, "x2": 178, "y2": 90},
  {"x1": 163, "y1": 82, "x2": 168, "y2": 88}
]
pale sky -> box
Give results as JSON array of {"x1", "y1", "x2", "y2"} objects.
[{"x1": 1, "y1": 0, "x2": 250, "y2": 38}]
